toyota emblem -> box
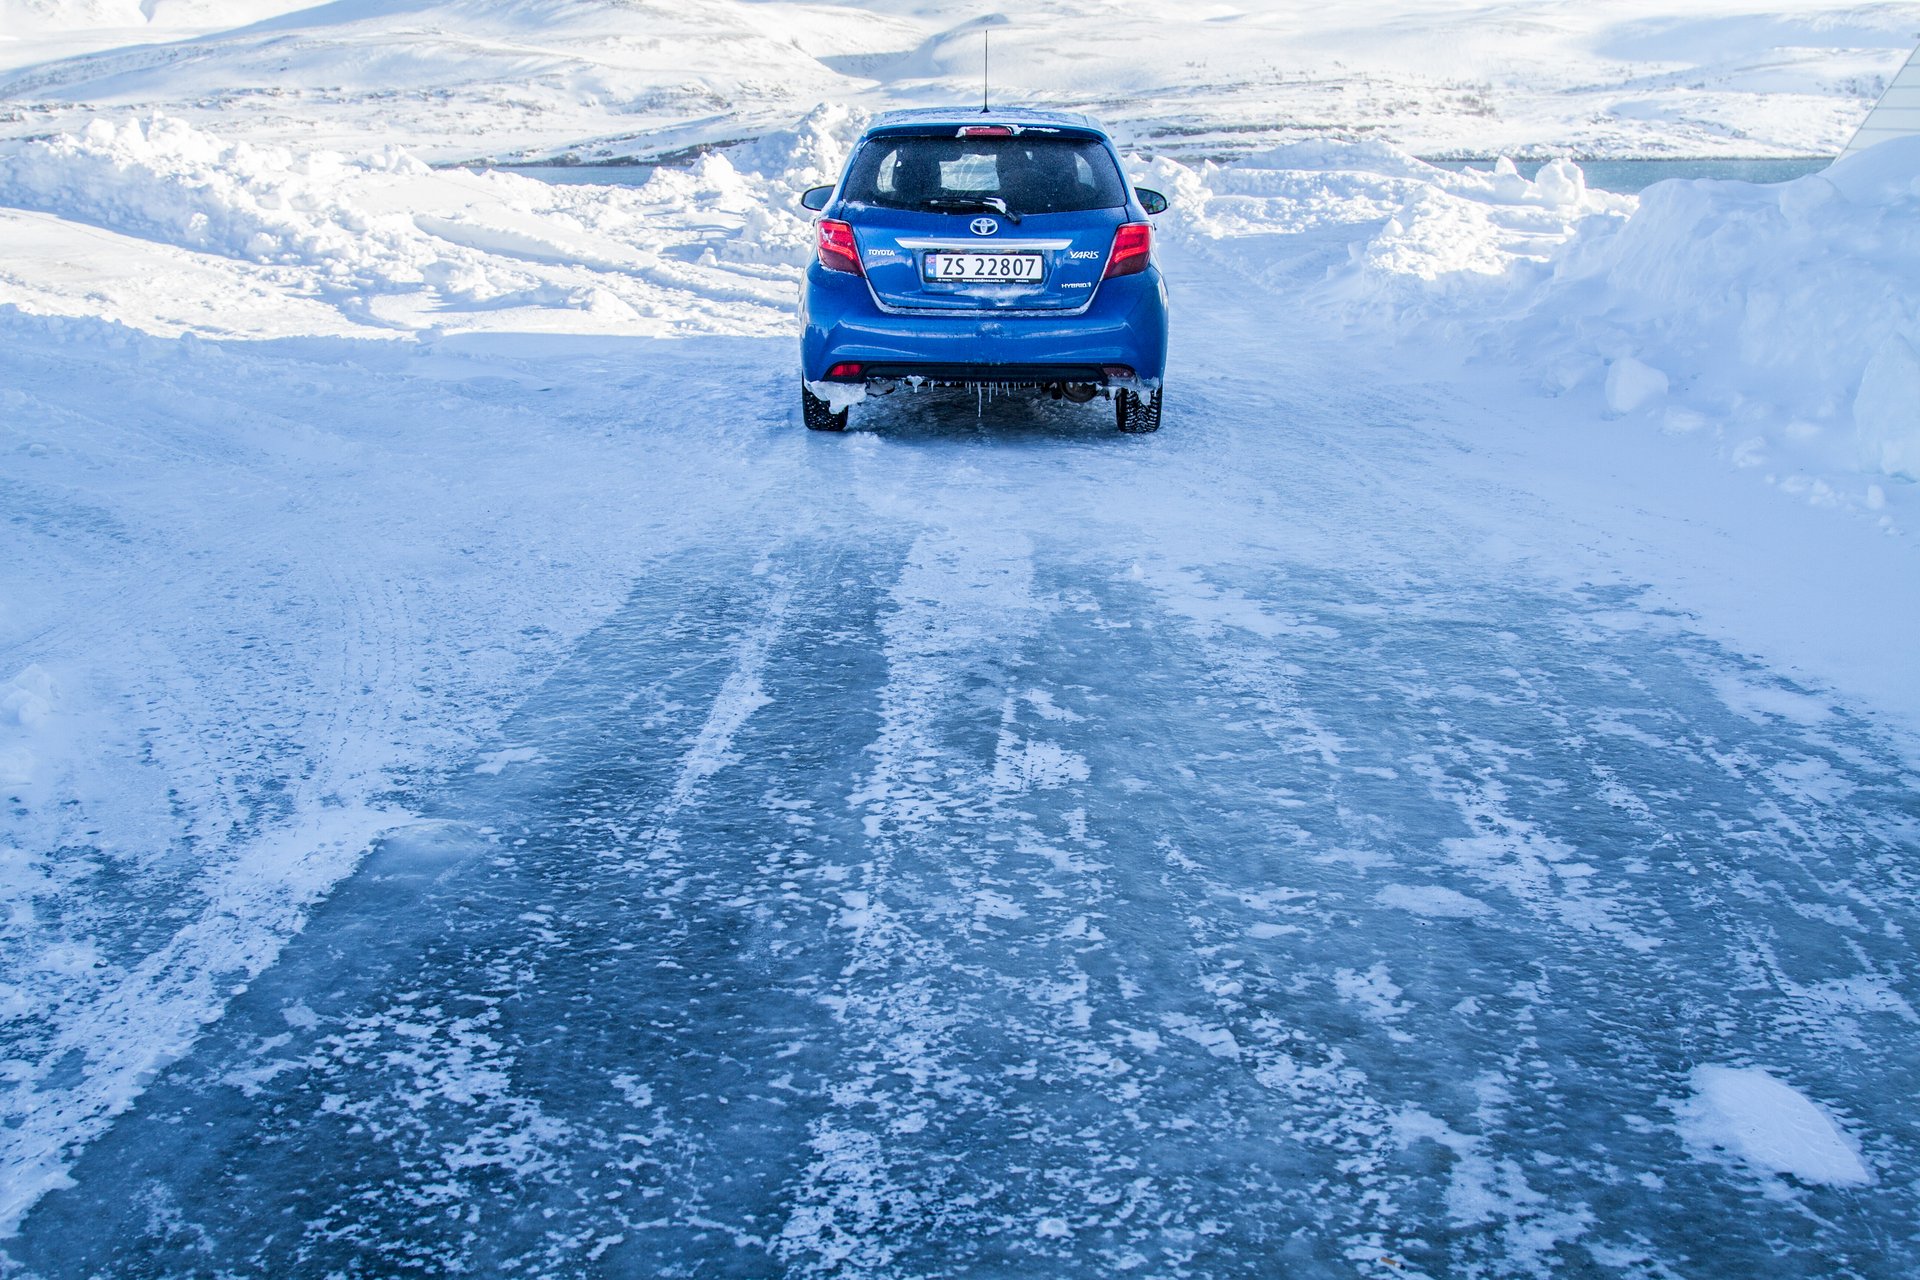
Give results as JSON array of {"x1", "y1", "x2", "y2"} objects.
[{"x1": 969, "y1": 217, "x2": 999, "y2": 236}]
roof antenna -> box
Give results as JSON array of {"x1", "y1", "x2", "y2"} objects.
[{"x1": 981, "y1": 29, "x2": 990, "y2": 114}]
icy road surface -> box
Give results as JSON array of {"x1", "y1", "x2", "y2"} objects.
[{"x1": 6, "y1": 270, "x2": 1919, "y2": 1277}]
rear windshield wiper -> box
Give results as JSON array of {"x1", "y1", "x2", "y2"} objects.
[{"x1": 918, "y1": 196, "x2": 1023, "y2": 224}]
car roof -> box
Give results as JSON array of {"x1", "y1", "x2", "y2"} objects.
[{"x1": 863, "y1": 107, "x2": 1108, "y2": 140}]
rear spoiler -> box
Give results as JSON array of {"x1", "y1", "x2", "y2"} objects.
[{"x1": 860, "y1": 122, "x2": 1108, "y2": 144}]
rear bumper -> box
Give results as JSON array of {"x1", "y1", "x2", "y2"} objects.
[
  {"x1": 823, "y1": 361, "x2": 1138, "y2": 388},
  {"x1": 801, "y1": 266, "x2": 1168, "y2": 386}
]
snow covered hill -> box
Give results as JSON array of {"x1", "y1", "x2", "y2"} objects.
[{"x1": 3, "y1": 0, "x2": 1919, "y2": 161}]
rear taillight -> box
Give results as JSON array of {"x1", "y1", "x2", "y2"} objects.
[
  {"x1": 816, "y1": 219, "x2": 863, "y2": 276},
  {"x1": 961, "y1": 125, "x2": 1014, "y2": 137},
  {"x1": 1104, "y1": 222, "x2": 1152, "y2": 279}
]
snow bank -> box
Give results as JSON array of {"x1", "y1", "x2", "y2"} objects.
[
  {"x1": 0, "y1": 111, "x2": 842, "y2": 337},
  {"x1": 0, "y1": 116, "x2": 440, "y2": 292},
  {"x1": 1675, "y1": 1065, "x2": 1873, "y2": 1186},
  {"x1": 1150, "y1": 132, "x2": 1920, "y2": 496},
  {"x1": 1143, "y1": 141, "x2": 1632, "y2": 327},
  {"x1": 1511, "y1": 136, "x2": 1920, "y2": 483},
  {"x1": 629, "y1": 103, "x2": 866, "y2": 272}
]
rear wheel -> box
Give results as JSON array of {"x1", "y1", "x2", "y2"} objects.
[
  {"x1": 802, "y1": 383, "x2": 848, "y2": 432},
  {"x1": 1115, "y1": 387, "x2": 1162, "y2": 434}
]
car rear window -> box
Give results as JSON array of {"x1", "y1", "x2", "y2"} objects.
[{"x1": 842, "y1": 134, "x2": 1128, "y2": 215}]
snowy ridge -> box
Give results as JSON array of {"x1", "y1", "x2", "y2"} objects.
[
  {"x1": 1138, "y1": 140, "x2": 1633, "y2": 320},
  {"x1": 3, "y1": 0, "x2": 1918, "y2": 161},
  {"x1": 787, "y1": 522, "x2": 1047, "y2": 1270}
]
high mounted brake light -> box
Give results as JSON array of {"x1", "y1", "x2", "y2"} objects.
[
  {"x1": 1103, "y1": 222, "x2": 1152, "y2": 279},
  {"x1": 960, "y1": 125, "x2": 1015, "y2": 137},
  {"x1": 816, "y1": 219, "x2": 863, "y2": 276}
]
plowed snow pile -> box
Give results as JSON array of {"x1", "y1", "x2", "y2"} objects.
[
  {"x1": 1510, "y1": 137, "x2": 1920, "y2": 485},
  {"x1": 0, "y1": 111, "x2": 855, "y2": 337},
  {"x1": 1139, "y1": 133, "x2": 1920, "y2": 492}
]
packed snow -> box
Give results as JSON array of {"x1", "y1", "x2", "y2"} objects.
[
  {"x1": 3, "y1": 3, "x2": 1920, "y2": 1274},
  {"x1": 1676, "y1": 1065, "x2": 1875, "y2": 1187}
]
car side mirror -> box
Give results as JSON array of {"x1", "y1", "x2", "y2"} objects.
[
  {"x1": 800, "y1": 185, "x2": 833, "y2": 211},
  {"x1": 1136, "y1": 188, "x2": 1169, "y2": 216}
]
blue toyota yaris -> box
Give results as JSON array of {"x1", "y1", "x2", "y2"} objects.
[{"x1": 797, "y1": 108, "x2": 1170, "y2": 433}]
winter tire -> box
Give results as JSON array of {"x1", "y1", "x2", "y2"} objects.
[
  {"x1": 802, "y1": 383, "x2": 849, "y2": 432},
  {"x1": 1115, "y1": 387, "x2": 1162, "y2": 434}
]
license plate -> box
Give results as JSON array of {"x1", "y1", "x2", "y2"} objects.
[{"x1": 924, "y1": 252, "x2": 1043, "y2": 283}]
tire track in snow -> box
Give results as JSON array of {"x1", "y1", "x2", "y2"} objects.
[
  {"x1": 1051, "y1": 564, "x2": 1444, "y2": 1278},
  {"x1": 0, "y1": 802, "x2": 407, "y2": 1236},
  {"x1": 779, "y1": 523, "x2": 1047, "y2": 1273},
  {"x1": 642, "y1": 579, "x2": 792, "y2": 834},
  {"x1": 780, "y1": 527, "x2": 1437, "y2": 1275},
  {"x1": 3, "y1": 555, "x2": 807, "y2": 1275},
  {"x1": 768, "y1": 506, "x2": 1240, "y2": 1273},
  {"x1": 0, "y1": 326, "x2": 795, "y2": 1242},
  {"x1": 1111, "y1": 550, "x2": 1920, "y2": 1273}
]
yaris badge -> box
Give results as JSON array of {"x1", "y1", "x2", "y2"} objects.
[{"x1": 969, "y1": 217, "x2": 999, "y2": 236}]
